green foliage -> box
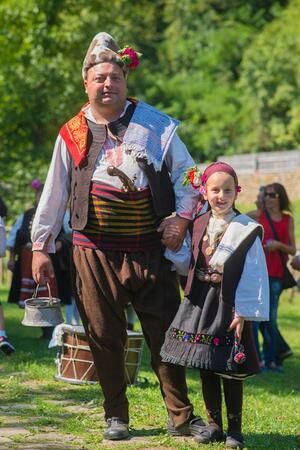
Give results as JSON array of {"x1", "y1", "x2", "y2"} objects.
[
  {"x1": 150, "y1": 0, "x2": 289, "y2": 161},
  {"x1": 0, "y1": 0, "x2": 296, "y2": 218},
  {"x1": 0, "y1": 0, "x2": 161, "y2": 219},
  {"x1": 239, "y1": 0, "x2": 300, "y2": 152}
]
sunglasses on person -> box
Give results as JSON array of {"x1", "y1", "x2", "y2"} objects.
[{"x1": 264, "y1": 192, "x2": 279, "y2": 198}]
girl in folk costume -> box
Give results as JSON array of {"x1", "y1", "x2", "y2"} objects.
[{"x1": 161, "y1": 162, "x2": 269, "y2": 449}]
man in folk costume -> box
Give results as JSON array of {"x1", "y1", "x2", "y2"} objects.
[{"x1": 31, "y1": 32, "x2": 204, "y2": 440}]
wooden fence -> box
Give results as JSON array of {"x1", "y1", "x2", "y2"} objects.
[
  {"x1": 197, "y1": 150, "x2": 300, "y2": 204},
  {"x1": 216, "y1": 150, "x2": 300, "y2": 175}
]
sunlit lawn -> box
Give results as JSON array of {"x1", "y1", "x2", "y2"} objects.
[
  {"x1": 0, "y1": 284, "x2": 299, "y2": 450},
  {"x1": 0, "y1": 200, "x2": 299, "y2": 449}
]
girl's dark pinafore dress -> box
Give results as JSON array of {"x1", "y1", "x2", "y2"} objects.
[{"x1": 161, "y1": 211, "x2": 260, "y2": 379}]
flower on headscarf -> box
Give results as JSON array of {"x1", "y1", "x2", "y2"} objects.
[
  {"x1": 182, "y1": 166, "x2": 202, "y2": 189},
  {"x1": 236, "y1": 185, "x2": 242, "y2": 193},
  {"x1": 31, "y1": 179, "x2": 43, "y2": 191},
  {"x1": 118, "y1": 46, "x2": 142, "y2": 69},
  {"x1": 199, "y1": 185, "x2": 207, "y2": 195}
]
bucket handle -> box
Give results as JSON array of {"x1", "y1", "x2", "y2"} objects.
[{"x1": 33, "y1": 282, "x2": 54, "y2": 305}]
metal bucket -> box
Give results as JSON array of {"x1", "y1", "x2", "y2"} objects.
[{"x1": 22, "y1": 283, "x2": 64, "y2": 327}]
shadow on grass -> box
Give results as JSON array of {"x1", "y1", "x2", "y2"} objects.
[
  {"x1": 183, "y1": 355, "x2": 300, "y2": 397},
  {"x1": 2, "y1": 334, "x2": 299, "y2": 400},
  {"x1": 245, "y1": 432, "x2": 299, "y2": 450},
  {"x1": 16, "y1": 386, "x2": 100, "y2": 404},
  {"x1": 133, "y1": 376, "x2": 159, "y2": 389},
  {"x1": 130, "y1": 427, "x2": 165, "y2": 437}
]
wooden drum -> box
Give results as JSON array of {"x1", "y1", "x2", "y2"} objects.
[
  {"x1": 125, "y1": 330, "x2": 144, "y2": 386},
  {"x1": 55, "y1": 326, "x2": 144, "y2": 386},
  {"x1": 55, "y1": 325, "x2": 97, "y2": 384}
]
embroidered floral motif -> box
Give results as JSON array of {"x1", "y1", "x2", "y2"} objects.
[
  {"x1": 226, "y1": 334, "x2": 246, "y2": 370},
  {"x1": 60, "y1": 108, "x2": 89, "y2": 166},
  {"x1": 66, "y1": 114, "x2": 88, "y2": 156},
  {"x1": 170, "y1": 327, "x2": 232, "y2": 346},
  {"x1": 234, "y1": 351, "x2": 246, "y2": 364}
]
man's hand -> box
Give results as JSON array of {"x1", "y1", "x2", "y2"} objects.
[
  {"x1": 32, "y1": 251, "x2": 55, "y2": 285},
  {"x1": 263, "y1": 239, "x2": 281, "y2": 252},
  {"x1": 228, "y1": 314, "x2": 245, "y2": 344},
  {"x1": 157, "y1": 216, "x2": 189, "y2": 252},
  {"x1": 291, "y1": 255, "x2": 300, "y2": 271}
]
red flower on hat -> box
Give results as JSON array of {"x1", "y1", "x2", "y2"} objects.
[{"x1": 118, "y1": 46, "x2": 141, "y2": 69}]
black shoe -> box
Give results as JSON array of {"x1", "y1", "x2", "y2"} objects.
[
  {"x1": 194, "y1": 424, "x2": 224, "y2": 444},
  {"x1": 278, "y1": 349, "x2": 293, "y2": 362},
  {"x1": 0, "y1": 336, "x2": 15, "y2": 355},
  {"x1": 168, "y1": 415, "x2": 206, "y2": 436},
  {"x1": 266, "y1": 362, "x2": 284, "y2": 373},
  {"x1": 225, "y1": 432, "x2": 244, "y2": 449},
  {"x1": 103, "y1": 418, "x2": 129, "y2": 440}
]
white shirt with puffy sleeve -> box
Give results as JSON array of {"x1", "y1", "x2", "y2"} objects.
[{"x1": 31, "y1": 104, "x2": 199, "y2": 253}]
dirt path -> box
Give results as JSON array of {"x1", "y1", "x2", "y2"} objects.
[{"x1": 0, "y1": 391, "x2": 185, "y2": 450}]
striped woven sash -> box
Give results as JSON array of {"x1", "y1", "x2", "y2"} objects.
[{"x1": 73, "y1": 182, "x2": 161, "y2": 251}]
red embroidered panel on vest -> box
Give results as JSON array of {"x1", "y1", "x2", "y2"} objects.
[{"x1": 60, "y1": 110, "x2": 89, "y2": 166}]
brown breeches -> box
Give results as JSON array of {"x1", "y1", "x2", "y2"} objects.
[{"x1": 72, "y1": 246, "x2": 193, "y2": 426}]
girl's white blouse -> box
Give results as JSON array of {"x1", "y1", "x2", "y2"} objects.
[{"x1": 235, "y1": 236, "x2": 269, "y2": 321}]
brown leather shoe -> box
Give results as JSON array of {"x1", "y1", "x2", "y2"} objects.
[{"x1": 103, "y1": 418, "x2": 129, "y2": 440}]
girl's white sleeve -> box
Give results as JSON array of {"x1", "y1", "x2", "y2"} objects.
[
  {"x1": 0, "y1": 217, "x2": 6, "y2": 257},
  {"x1": 234, "y1": 237, "x2": 270, "y2": 321}
]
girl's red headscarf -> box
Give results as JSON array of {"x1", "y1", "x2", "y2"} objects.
[{"x1": 202, "y1": 161, "x2": 239, "y2": 186}]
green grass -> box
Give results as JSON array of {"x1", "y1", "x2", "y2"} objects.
[{"x1": 0, "y1": 286, "x2": 299, "y2": 450}]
